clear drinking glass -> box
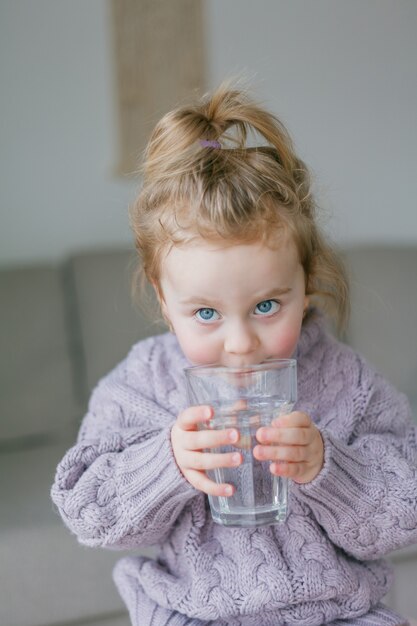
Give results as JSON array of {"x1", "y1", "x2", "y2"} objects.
[{"x1": 184, "y1": 359, "x2": 297, "y2": 527}]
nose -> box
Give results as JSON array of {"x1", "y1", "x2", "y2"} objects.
[{"x1": 223, "y1": 320, "x2": 260, "y2": 356}]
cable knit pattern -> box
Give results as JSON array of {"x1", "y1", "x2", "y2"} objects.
[{"x1": 51, "y1": 312, "x2": 417, "y2": 625}]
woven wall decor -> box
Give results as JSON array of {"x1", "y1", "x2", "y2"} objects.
[{"x1": 111, "y1": 0, "x2": 205, "y2": 174}]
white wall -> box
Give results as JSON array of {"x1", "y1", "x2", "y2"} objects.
[
  {"x1": 0, "y1": 0, "x2": 136, "y2": 267},
  {"x1": 1, "y1": 0, "x2": 417, "y2": 267},
  {"x1": 206, "y1": 0, "x2": 417, "y2": 244}
]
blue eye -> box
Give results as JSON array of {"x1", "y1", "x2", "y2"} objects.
[
  {"x1": 254, "y1": 300, "x2": 280, "y2": 316},
  {"x1": 195, "y1": 308, "x2": 220, "y2": 323}
]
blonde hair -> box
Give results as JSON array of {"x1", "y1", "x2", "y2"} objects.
[{"x1": 130, "y1": 82, "x2": 349, "y2": 331}]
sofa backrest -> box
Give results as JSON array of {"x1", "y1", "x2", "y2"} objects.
[
  {"x1": 68, "y1": 248, "x2": 162, "y2": 398},
  {"x1": 343, "y1": 246, "x2": 417, "y2": 408},
  {"x1": 0, "y1": 264, "x2": 82, "y2": 446}
]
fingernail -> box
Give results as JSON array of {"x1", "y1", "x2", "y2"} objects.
[
  {"x1": 204, "y1": 407, "x2": 212, "y2": 419},
  {"x1": 259, "y1": 428, "x2": 269, "y2": 442},
  {"x1": 224, "y1": 485, "x2": 233, "y2": 496},
  {"x1": 272, "y1": 461, "x2": 286, "y2": 475},
  {"x1": 270, "y1": 463, "x2": 279, "y2": 474},
  {"x1": 231, "y1": 453, "x2": 241, "y2": 465},
  {"x1": 228, "y1": 430, "x2": 238, "y2": 442}
]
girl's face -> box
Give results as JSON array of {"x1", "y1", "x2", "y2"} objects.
[{"x1": 158, "y1": 235, "x2": 309, "y2": 367}]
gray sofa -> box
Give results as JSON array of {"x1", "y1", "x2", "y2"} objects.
[{"x1": 1, "y1": 245, "x2": 416, "y2": 626}]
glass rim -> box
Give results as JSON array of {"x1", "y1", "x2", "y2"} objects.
[{"x1": 184, "y1": 358, "x2": 296, "y2": 377}]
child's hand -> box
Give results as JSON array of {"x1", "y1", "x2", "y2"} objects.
[
  {"x1": 171, "y1": 405, "x2": 242, "y2": 497},
  {"x1": 254, "y1": 412, "x2": 324, "y2": 484}
]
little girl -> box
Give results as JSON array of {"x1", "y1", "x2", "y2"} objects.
[{"x1": 51, "y1": 84, "x2": 417, "y2": 626}]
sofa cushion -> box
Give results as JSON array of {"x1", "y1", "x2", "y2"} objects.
[
  {"x1": 69, "y1": 247, "x2": 163, "y2": 397},
  {"x1": 343, "y1": 246, "x2": 417, "y2": 408},
  {"x1": 0, "y1": 522, "x2": 129, "y2": 626},
  {"x1": 0, "y1": 442, "x2": 156, "y2": 626},
  {"x1": 0, "y1": 265, "x2": 81, "y2": 444}
]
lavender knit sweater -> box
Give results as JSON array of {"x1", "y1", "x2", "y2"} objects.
[{"x1": 51, "y1": 312, "x2": 417, "y2": 626}]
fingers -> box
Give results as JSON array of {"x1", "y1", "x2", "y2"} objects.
[
  {"x1": 256, "y1": 411, "x2": 314, "y2": 447},
  {"x1": 182, "y1": 468, "x2": 235, "y2": 497},
  {"x1": 253, "y1": 411, "x2": 325, "y2": 483},
  {"x1": 254, "y1": 442, "x2": 309, "y2": 463},
  {"x1": 174, "y1": 408, "x2": 323, "y2": 492},
  {"x1": 256, "y1": 425, "x2": 311, "y2": 446},
  {"x1": 175, "y1": 405, "x2": 240, "y2": 450},
  {"x1": 269, "y1": 457, "x2": 323, "y2": 484},
  {"x1": 269, "y1": 461, "x2": 309, "y2": 480},
  {"x1": 182, "y1": 427, "x2": 239, "y2": 451},
  {"x1": 181, "y1": 449, "x2": 242, "y2": 472},
  {"x1": 176, "y1": 404, "x2": 213, "y2": 430},
  {"x1": 176, "y1": 401, "x2": 246, "y2": 432},
  {"x1": 272, "y1": 411, "x2": 312, "y2": 428},
  {"x1": 172, "y1": 405, "x2": 242, "y2": 497}
]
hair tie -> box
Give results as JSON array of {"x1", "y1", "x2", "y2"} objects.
[{"x1": 200, "y1": 139, "x2": 221, "y2": 149}]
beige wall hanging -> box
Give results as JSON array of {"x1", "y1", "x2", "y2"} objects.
[{"x1": 111, "y1": 0, "x2": 206, "y2": 175}]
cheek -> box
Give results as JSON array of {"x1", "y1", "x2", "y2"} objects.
[
  {"x1": 174, "y1": 326, "x2": 220, "y2": 366},
  {"x1": 270, "y1": 320, "x2": 303, "y2": 358}
]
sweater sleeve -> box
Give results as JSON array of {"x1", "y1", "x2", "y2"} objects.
[
  {"x1": 51, "y1": 338, "x2": 197, "y2": 549},
  {"x1": 294, "y1": 363, "x2": 417, "y2": 561}
]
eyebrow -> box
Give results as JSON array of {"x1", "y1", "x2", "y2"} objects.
[{"x1": 179, "y1": 287, "x2": 292, "y2": 307}]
